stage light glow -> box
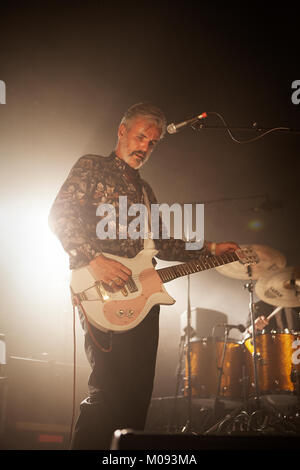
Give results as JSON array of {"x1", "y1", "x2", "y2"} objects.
[
  {"x1": 0, "y1": 198, "x2": 71, "y2": 338},
  {"x1": 2, "y1": 200, "x2": 69, "y2": 286},
  {"x1": 247, "y1": 219, "x2": 263, "y2": 231}
]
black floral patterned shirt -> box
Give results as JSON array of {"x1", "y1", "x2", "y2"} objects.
[{"x1": 49, "y1": 153, "x2": 208, "y2": 269}]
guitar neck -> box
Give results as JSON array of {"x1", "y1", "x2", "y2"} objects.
[{"x1": 157, "y1": 251, "x2": 239, "y2": 283}]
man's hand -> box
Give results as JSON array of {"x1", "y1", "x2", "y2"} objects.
[
  {"x1": 214, "y1": 241, "x2": 240, "y2": 256},
  {"x1": 89, "y1": 254, "x2": 132, "y2": 292},
  {"x1": 254, "y1": 315, "x2": 269, "y2": 331},
  {"x1": 246, "y1": 315, "x2": 269, "y2": 335}
]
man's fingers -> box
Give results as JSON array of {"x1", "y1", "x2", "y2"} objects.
[
  {"x1": 215, "y1": 241, "x2": 240, "y2": 255},
  {"x1": 110, "y1": 259, "x2": 132, "y2": 278},
  {"x1": 114, "y1": 269, "x2": 131, "y2": 282},
  {"x1": 119, "y1": 264, "x2": 132, "y2": 276},
  {"x1": 113, "y1": 276, "x2": 126, "y2": 286},
  {"x1": 89, "y1": 255, "x2": 132, "y2": 291}
]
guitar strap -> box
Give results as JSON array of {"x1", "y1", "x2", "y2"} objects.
[
  {"x1": 70, "y1": 286, "x2": 113, "y2": 352},
  {"x1": 142, "y1": 185, "x2": 155, "y2": 250}
]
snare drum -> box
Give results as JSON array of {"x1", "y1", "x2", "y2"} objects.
[
  {"x1": 184, "y1": 337, "x2": 244, "y2": 399},
  {"x1": 244, "y1": 330, "x2": 300, "y2": 395}
]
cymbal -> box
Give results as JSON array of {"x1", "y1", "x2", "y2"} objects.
[
  {"x1": 255, "y1": 266, "x2": 300, "y2": 307},
  {"x1": 215, "y1": 244, "x2": 286, "y2": 280}
]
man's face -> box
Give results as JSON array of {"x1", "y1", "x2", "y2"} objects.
[{"x1": 116, "y1": 117, "x2": 162, "y2": 169}]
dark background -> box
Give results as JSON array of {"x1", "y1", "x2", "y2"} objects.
[{"x1": 0, "y1": 1, "x2": 299, "y2": 410}]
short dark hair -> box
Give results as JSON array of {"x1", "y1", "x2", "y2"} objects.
[{"x1": 120, "y1": 102, "x2": 167, "y2": 139}]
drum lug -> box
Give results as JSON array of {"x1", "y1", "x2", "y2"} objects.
[{"x1": 253, "y1": 352, "x2": 261, "y2": 361}]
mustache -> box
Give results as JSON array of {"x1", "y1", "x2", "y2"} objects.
[{"x1": 130, "y1": 150, "x2": 146, "y2": 158}]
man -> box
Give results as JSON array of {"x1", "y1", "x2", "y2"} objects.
[
  {"x1": 49, "y1": 102, "x2": 239, "y2": 449},
  {"x1": 244, "y1": 300, "x2": 300, "y2": 335}
]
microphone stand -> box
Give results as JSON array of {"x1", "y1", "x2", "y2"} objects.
[
  {"x1": 181, "y1": 270, "x2": 194, "y2": 434},
  {"x1": 181, "y1": 209, "x2": 197, "y2": 435}
]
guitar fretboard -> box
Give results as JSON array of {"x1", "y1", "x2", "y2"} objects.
[{"x1": 157, "y1": 251, "x2": 239, "y2": 283}]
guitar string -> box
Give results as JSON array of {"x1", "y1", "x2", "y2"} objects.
[
  {"x1": 121, "y1": 252, "x2": 242, "y2": 283},
  {"x1": 82, "y1": 251, "x2": 254, "y2": 295},
  {"x1": 102, "y1": 252, "x2": 248, "y2": 284}
]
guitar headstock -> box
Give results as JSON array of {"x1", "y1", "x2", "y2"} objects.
[{"x1": 235, "y1": 247, "x2": 259, "y2": 265}]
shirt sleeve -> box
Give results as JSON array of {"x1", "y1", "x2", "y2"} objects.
[
  {"x1": 48, "y1": 155, "x2": 102, "y2": 265},
  {"x1": 142, "y1": 180, "x2": 210, "y2": 262}
]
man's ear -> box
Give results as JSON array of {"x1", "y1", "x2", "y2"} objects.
[{"x1": 118, "y1": 123, "x2": 127, "y2": 139}]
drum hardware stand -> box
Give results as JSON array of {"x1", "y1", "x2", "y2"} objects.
[
  {"x1": 294, "y1": 370, "x2": 300, "y2": 434},
  {"x1": 291, "y1": 369, "x2": 300, "y2": 430},
  {"x1": 212, "y1": 325, "x2": 230, "y2": 422},
  {"x1": 294, "y1": 371, "x2": 300, "y2": 408},
  {"x1": 181, "y1": 271, "x2": 196, "y2": 434},
  {"x1": 241, "y1": 364, "x2": 249, "y2": 408},
  {"x1": 203, "y1": 325, "x2": 249, "y2": 435},
  {"x1": 205, "y1": 265, "x2": 271, "y2": 434},
  {"x1": 204, "y1": 266, "x2": 300, "y2": 435},
  {"x1": 244, "y1": 265, "x2": 261, "y2": 406},
  {"x1": 180, "y1": 214, "x2": 202, "y2": 435},
  {"x1": 168, "y1": 326, "x2": 194, "y2": 433},
  {"x1": 240, "y1": 270, "x2": 299, "y2": 433}
]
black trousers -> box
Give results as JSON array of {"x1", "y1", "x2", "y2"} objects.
[{"x1": 70, "y1": 305, "x2": 160, "y2": 450}]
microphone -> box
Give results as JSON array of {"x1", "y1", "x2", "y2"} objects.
[
  {"x1": 217, "y1": 323, "x2": 246, "y2": 333},
  {"x1": 167, "y1": 112, "x2": 207, "y2": 134}
]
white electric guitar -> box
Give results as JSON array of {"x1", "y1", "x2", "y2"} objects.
[{"x1": 70, "y1": 247, "x2": 258, "y2": 333}]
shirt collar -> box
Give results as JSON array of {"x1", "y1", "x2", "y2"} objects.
[{"x1": 109, "y1": 152, "x2": 141, "y2": 181}]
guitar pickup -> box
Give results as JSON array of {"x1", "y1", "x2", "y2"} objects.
[{"x1": 121, "y1": 287, "x2": 128, "y2": 297}]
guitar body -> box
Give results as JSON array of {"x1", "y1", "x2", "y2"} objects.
[
  {"x1": 70, "y1": 248, "x2": 175, "y2": 333},
  {"x1": 70, "y1": 246, "x2": 257, "y2": 333}
]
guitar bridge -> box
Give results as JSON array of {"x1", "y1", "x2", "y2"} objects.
[
  {"x1": 95, "y1": 282, "x2": 110, "y2": 301},
  {"x1": 73, "y1": 291, "x2": 88, "y2": 302}
]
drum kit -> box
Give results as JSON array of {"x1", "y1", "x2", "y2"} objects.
[{"x1": 183, "y1": 244, "x2": 300, "y2": 434}]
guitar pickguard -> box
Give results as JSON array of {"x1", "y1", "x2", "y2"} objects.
[{"x1": 103, "y1": 268, "x2": 165, "y2": 326}]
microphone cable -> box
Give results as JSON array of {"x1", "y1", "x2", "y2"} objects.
[
  {"x1": 68, "y1": 291, "x2": 113, "y2": 448},
  {"x1": 192, "y1": 111, "x2": 291, "y2": 144},
  {"x1": 68, "y1": 301, "x2": 77, "y2": 449}
]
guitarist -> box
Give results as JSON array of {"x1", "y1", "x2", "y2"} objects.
[{"x1": 49, "y1": 102, "x2": 239, "y2": 449}]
